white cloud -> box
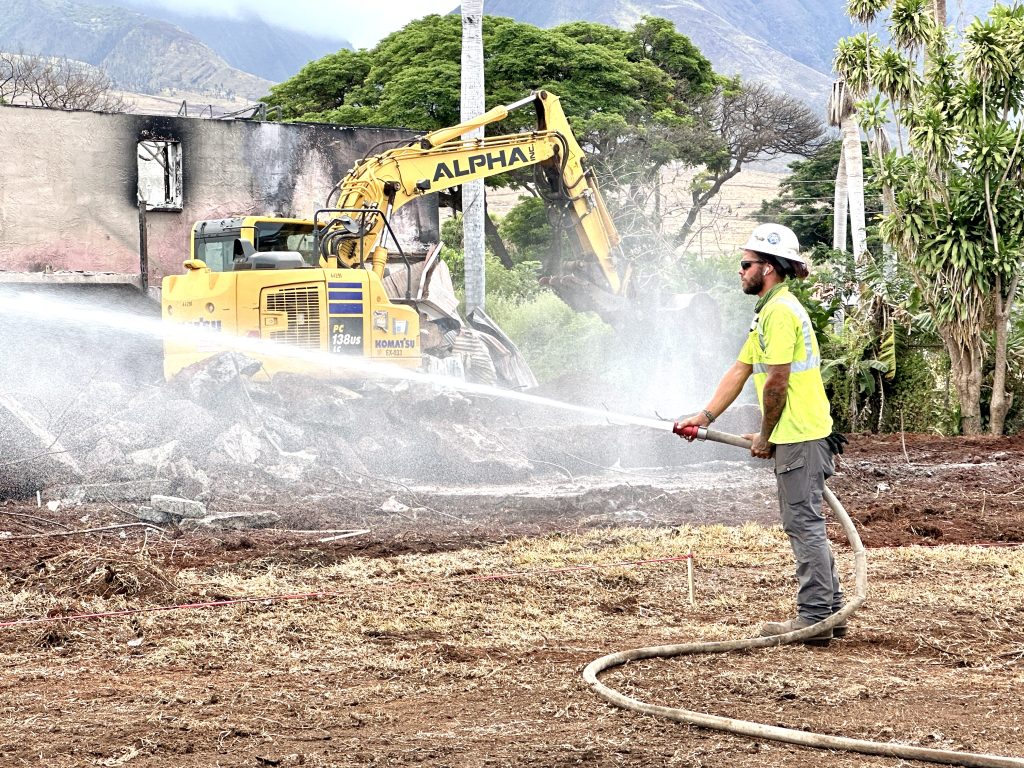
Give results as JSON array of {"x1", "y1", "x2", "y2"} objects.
[{"x1": 131, "y1": 0, "x2": 459, "y2": 47}]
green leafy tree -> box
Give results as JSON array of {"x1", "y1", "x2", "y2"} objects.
[
  {"x1": 835, "y1": 1, "x2": 1024, "y2": 434},
  {"x1": 496, "y1": 197, "x2": 553, "y2": 265},
  {"x1": 264, "y1": 14, "x2": 720, "y2": 299},
  {"x1": 266, "y1": 15, "x2": 708, "y2": 133},
  {"x1": 263, "y1": 50, "x2": 371, "y2": 121}
]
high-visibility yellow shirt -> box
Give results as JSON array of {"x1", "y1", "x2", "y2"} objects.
[{"x1": 738, "y1": 285, "x2": 833, "y2": 444}]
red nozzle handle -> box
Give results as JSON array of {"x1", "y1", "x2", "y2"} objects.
[{"x1": 672, "y1": 423, "x2": 701, "y2": 440}]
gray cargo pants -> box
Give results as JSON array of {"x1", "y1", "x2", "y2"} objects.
[{"x1": 774, "y1": 439, "x2": 844, "y2": 622}]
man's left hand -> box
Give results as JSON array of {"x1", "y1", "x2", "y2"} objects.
[{"x1": 744, "y1": 432, "x2": 775, "y2": 459}]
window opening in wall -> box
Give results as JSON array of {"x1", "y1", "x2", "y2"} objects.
[{"x1": 137, "y1": 139, "x2": 182, "y2": 211}]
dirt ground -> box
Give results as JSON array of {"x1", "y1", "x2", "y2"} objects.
[{"x1": 1, "y1": 431, "x2": 1022, "y2": 768}]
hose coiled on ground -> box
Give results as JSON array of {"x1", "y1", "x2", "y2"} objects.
[{"x1": 582, "y1": 428, "x2": 1024, "y2": 768}]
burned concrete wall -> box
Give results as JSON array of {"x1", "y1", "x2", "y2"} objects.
[{"x1": 0, "y1": 104, "x2": 439, "y2": 283}]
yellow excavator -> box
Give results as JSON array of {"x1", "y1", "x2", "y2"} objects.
[{"x1": 161, "y1": 91, "x2": 628, "y2": 384}]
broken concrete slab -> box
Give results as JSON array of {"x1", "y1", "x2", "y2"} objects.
[
  {"x1": 380, "y1": 496, "x2": 410, "y2": 513},
  {"x1": 263, "y1": 451, "x2": 317, "y2": 483},
  {"x1": 150, "y1": 494, "x2": 207, "y2": 519},
  {"x1": 169, "y1": 351, "x2": 263, "y2": 401},
  {"x1": 414, "y1": 422, "x2": 534, "y2": 483},
  {"x1": 260, "y1": 413, "x2": 314, "y2": 453},
  {"x1": 55, "y1": 479, "x2": 175, "y2": 504},
  {"x1": 129, "y1": 440, "x2": 180, "y2": 470},
  {"x1": 166, "y1": 458, "x2": 211, "y2": 500},
  {"x1": 179, "y1": 510, "x2": 281, "y2": 531},
  {"x1": 135, "y1": 506, "x2": 172, "y2": 524},
  {"x1": 210, "y1": 423, "x2": 264, "y2": 465},
  {"x1": 83, "y1": 437, "x2": 127, "y2": 468}
]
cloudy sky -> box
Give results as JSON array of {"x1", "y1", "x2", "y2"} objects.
[{"x1": 126, "y1": 0, "x2": 460, "y2": 48}]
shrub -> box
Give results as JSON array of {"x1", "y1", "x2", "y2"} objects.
[{"x1": 486, "y1": 291, "x2": 614, "y2": 383}]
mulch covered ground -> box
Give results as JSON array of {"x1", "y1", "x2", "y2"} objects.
[{"x1": 829, "y1": 432, "x2": 1024, "y2": 546}]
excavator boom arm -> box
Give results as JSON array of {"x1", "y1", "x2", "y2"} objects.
[{"x1": 324, "y1": 91, "x2": 624, "y2": 296}]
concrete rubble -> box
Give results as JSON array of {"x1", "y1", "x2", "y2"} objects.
[{"x1": 2, "y1": 350, "x2": 762, "y2": 529}]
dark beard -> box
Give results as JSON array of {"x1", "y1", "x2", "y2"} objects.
[{"x1": 742, "y1": 272, "x2": 763, "y2": 295}]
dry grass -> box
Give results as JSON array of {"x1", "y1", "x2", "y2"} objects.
[
  {"x1": 5, "y1": 524, "x2": 1020, "y2": 666},
  {"x1": 1, "y1": 524, "x2": 1022, "y2": 767}
]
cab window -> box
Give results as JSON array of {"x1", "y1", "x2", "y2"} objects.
[
  {"x1": 193, "y1": 235, "x2": 235, "y2": 272},
  {"x1": 255, "y1": 223, "x2": 316, "y2": 265}
]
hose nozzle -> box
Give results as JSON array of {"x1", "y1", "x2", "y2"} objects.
[{"x1": 672, "y1": 423, "x2": 707, "y2": 442}]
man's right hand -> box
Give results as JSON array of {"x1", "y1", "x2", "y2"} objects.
[
  {"x1": 747, "y1": 432, "x2": 775, "y2": 459},
  {"x1": 673, "y1": 412, "x2": 712, "y2": 442}
]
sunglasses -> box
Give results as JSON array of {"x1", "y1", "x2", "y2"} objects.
[{"x1": 740, "y1": 260, "x2": 766, "y2": 271}]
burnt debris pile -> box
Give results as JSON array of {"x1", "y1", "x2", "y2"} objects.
[{"x1": 1, "y1": 351, "x2": 755, "y2": 503}]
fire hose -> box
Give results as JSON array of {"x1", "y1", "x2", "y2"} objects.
[{"x1": 582, "y1": 426, "x2": 1024, "y2": 768}]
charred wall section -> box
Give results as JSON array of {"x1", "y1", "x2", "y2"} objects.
[{"x1": 0, "y1": 104, "x2": 439, "y2": 284}]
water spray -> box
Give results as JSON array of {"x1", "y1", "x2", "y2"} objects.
[
  {"x1": 584, "y1": 426, "x2": 1024, "y2": 768},
  {"x1": 0, "y1": 290, "x2": 676, "y2": 430}
]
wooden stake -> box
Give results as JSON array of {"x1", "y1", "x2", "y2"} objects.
[{"x1": 687, "y1": 548, "x2": 695, "y2": 606}]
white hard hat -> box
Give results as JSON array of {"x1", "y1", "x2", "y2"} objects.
[{"x1": 741, "y1": 223, "x2": 807, "y2": 265}]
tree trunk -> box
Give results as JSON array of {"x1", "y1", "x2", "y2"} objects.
[
  {"x1": 941, "y1": 328, "x2": 984, "y2": 435},
  {"x1": 440, "y1": 191, "x2": 514, "y2": 270},
  {"x1": 483, "y1": 200, "x2": 514, "y2": 269},
  {"x1": 933, "y1": 0, "x2": 946, "y2": 26},
  {"x1": 841, "y1": 114, "x2": 867, "y2": 266},
  {"x1": 678, "y1": 163, "x2": 742, "y2": 246},
  {"x1": 989, "y1": 279, "x2": 1016, "y2": 435},
  {"x1": 461, "y1": 0, "x2": 486, "y2": 312},
  {"x1": 833, "y1": 149, "x2": 849, "y2": 251}
]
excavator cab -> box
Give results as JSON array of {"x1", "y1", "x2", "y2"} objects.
[{"x1": 190, "y1": 217, "x2": 318, "y2": 272}]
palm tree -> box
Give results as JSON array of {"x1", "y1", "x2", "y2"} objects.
[
  {"x1": 845, "y1": 0, "x2": 889, "y2": 26},
  {"x1": 890, "y1": 0, "x2": 936, "y2": 52},
  {"x1": 828, "y1": 81, "x2": 868, "y2": 268},
  {"x1": 874, "y1": 46, "x2": 919, "y2": 154},
  {"x1": 960, "y1": 11, "x2": 1019, "y2": 433}
]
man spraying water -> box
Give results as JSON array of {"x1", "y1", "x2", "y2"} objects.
[{"x1": 675, "y1": 223, "x2": 848, "y2": 645}]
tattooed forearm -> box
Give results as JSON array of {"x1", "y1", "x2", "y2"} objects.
[{"x1": 760, "y1": 365, "x2": 790, "y2": 439}]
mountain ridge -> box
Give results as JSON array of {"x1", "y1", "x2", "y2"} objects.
[
  {"x1": 481, "y1": 0, "x2": 996, "y2": 109},
  {"x1": 94, "y1": 0, "x2": 349, "y2": 83},
  {"x1": 0, "y1": 0, "x2": 273, "y2": 100},
  {"x1": 478, "y1": 0, "x2": 845, "y2": 107}
]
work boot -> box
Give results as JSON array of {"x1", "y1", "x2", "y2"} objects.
[{"x1": 759, "y1": 616, "x2": 832, "y2": 646}]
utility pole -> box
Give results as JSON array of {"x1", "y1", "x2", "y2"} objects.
[{"x1": 461, "y1": 0, "x2": 486, "y2": 313}]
